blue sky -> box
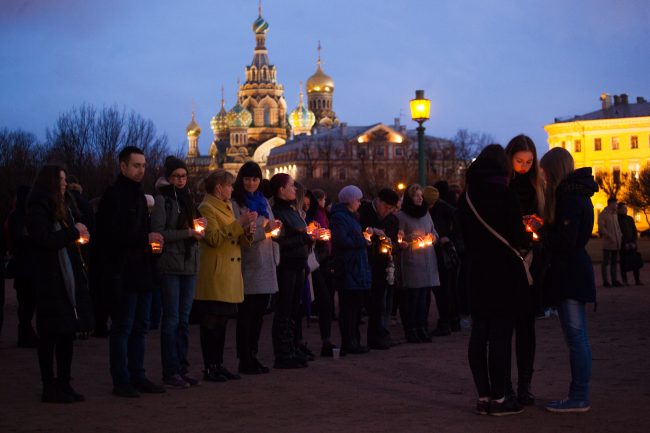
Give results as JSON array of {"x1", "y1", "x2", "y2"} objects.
[{"x1": 1, "y1": 0, "x2": 649, "y2": 156}]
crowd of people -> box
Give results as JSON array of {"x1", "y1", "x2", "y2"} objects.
[{"x1": 3, "y1": 133, "x2": 636, "y2": 415}]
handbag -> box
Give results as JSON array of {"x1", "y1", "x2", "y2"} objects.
[
  {"x1": 465, "y1": 192, "x2": 533, "y2": 285},
  {"x1": 307, "y1": 247, "x2": 320, "y2": 272}
]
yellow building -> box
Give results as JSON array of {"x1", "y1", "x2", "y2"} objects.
[{"x1": 545, "y1": 93, "x2": 650, "y2": 230}]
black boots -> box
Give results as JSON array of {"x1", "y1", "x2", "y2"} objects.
[{"x1": 42, "y1": 379, "x2": 84, "y2": 403}]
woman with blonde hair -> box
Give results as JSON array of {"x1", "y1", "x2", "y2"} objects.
[
  {"x1": 194, "y1": 169, "x2": 257, "y2": 382},
  {"x1": 539, "y1": 147, "x2": 597, "y2": 413}
]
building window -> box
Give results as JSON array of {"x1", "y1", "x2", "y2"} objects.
[
  {"x1": 561, "y1": 141, "x2": 566, "y2": 149},
  {"x1": 395, "y1": 147, "x2": 403, "y2": 156},
  {"x1": 338, "y1": 168, "x2": 346, "y2": 180},
  {"x1": 631, "y1": 136, "x2": 639, "y2": 149},
  {"x1": 574, "y1": 140, "x2": 582, "y2": 153},
  {"x1": 375, "y1": 146, "x2": 384, "y2": 157},
  {"x1": 358, "y1": 149, "x2": 366, "y2": 159},
  {"x1": 613, "y1": 167, "x2": 621, "y2": 184},
  {"x1": 612, "y1": 136, "x2": 619, "y2": 150},
  {"x1": 594, "y1": 138, "x2": 602, "y2": 151}
]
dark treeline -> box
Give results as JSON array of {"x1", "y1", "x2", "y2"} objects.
[{"x1": 0, "y1": 104, "x2": 175, "y2": 217}]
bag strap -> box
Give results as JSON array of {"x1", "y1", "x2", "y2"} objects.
[{"x1": 465, "y1": 192, "x2": 533, "y2": 284}]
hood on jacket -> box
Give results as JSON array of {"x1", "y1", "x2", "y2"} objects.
[
  {"x1": 330, "y1": 202, "x2": 354, "y2": 219},
  {"x1": 155, "y1": 176, "x2": 170, "y2": 191},
  {"x1": 466, "y1": 157, "x2": 509, "y2": 186},
  {"x1": 558, "y1": 167, "x2": 599, "y2": 198}
]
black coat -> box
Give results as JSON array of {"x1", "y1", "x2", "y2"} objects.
[
  {"x1": 457, "y1": 159, "x2": 530, "y2": 319},
  {"x1": 94, "y1": 174, "x2": 154, "y2": 294},
  {"x1": 25, "y1": 187, "x2": 93, "y2": 336},
  {"x1": 272, "y1": 198, "x2": 312, "y2": 270},
  {"x1": 359, "y1": 200, "x2": 399, "y2": 282},
  {"x1": 544, "y1": 168, "x2": 598, "y2": 304}
]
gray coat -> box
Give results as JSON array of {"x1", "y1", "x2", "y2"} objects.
[
  {"x1": 232, "y1": 200, "x2": 279, "y2": 295},
  {"x1": 396, "y1": 211, "x2": 440, "y2": 288},
  {"x1": 151, "y1": 192, "x2": 199, "y2": 275}
]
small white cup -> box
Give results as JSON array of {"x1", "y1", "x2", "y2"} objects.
[{"x1": 332, "y1": 348, "x2": 340, "y2": 360}]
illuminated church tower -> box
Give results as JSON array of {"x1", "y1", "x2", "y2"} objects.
[{"x1": 306, "y1": 41, "x2": 339, "y2": 128}]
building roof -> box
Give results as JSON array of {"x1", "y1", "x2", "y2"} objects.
[{"x1": 554, "y1": 99, "x2": 650, "y2": 123}]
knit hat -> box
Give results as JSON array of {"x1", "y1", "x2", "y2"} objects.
[
  {"x1": 377, "y1": 188, "x2": 399, "y2": 207},
  {"x1": 423, "y1": 186, "x2": 439, "y2": 206},
  {"x1": 338, "y1": 185, "x2": 363, "y2": 204},
  {"x1": 164, "y1": 156, "x2": 188, "y2": 179}
]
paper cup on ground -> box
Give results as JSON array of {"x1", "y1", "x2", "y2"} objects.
[{"x1": 332, "y1": 348, "x2": 341, "y2": 359}]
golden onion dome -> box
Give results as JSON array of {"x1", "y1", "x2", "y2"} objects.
[
  {"x1": 186, "y1": 112, "x2": 201, "y2": 136},
  {"x1": 289, "y1": 83, "x2": 315, "y2": 132},
  {"x1": 306, "y1": 66, "x2": 334, "y2": 94},
  {"x1": 227, "y1": 102, "x2": 252, "y2": 128}
]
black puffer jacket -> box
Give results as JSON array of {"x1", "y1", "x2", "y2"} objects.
[{"x1": 272, "y1": 197, "x2": 312, "y2": 269}]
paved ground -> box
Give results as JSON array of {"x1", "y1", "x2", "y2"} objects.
[{"x1": 1, "y1": 264, "x2": 649, "y2": 433}]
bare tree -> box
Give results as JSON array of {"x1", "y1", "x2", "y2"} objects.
[
  {"x1": 452, "y1": 128, "x2": 494, "y2": 173},
  {"x1": 595, "y1": 171, "x2": 629, "y2": 200},
  {"x1": 0, "y1": 129, "x2": 44, "y2": 217},
  {"x1": 623, "y1": 167, "x2": 650, "y2": 226}
]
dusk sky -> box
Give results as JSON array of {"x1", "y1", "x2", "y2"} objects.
[{"x1": 1, "y1": 0, "x2": 649, "y2": 156}]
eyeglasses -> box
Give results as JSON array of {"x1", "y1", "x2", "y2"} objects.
[{"x1": 170, "y1": 174, "x2": 187, "y2": 180}]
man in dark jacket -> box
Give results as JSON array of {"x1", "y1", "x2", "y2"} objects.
[
  {"x1": 618, "y1": 202, "x2": 642, "y2": 285},
  {"x1": 359, "y1": 188, "x2": 399, "y2": 349},
  {"x1": 95, "y1": 146, "x2": 165, "y2": 398}
]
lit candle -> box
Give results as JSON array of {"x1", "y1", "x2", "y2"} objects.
[
  {"x1": 271, "y1": 228, "x2": 280, "y2": 237},
  {"x1": 150, "y1": 241, "x2": 163, "y2": 254},
  {"x1": 76, "y1": 233, "x2": 89, "y2": 245},
  {"x1": 193, "y1": 218, "x2": 206, "y2": 234},
  {"x1": 319, "y1": 229, "x2": 331, "y2": 241}
]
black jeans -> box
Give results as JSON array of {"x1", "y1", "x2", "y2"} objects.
[
  {"x1": 236, "y1": 294, "x2": 272, "y2": 366},
  {"x1": 367, "y1": 273, "x2": 390, "y2": 345},
  {"x1": 505, "y1": 313, "x2": 536, "y2": 392},
  {"x1": 339, "y1": 289, "x2": 368, "y2": 349},
  {"x1": 38, "y1": 332, "x2": 75, "y2": 384},
  {"x1": 200, "y1": 315, "x2": 228, "y2": 368},
  {"x1": 619, "y1": 250, "x2": 641, "y2": 283},
  {"x1": 468, "y1": 316, "x2": 514, "y2": 399},
  {"x1": 273, "y1": 266, "x2": 304, "y2": 359},
  {"x1": 310, "y1": 268, "x2": 333, "y2": 341},
  {"x1": 601, "y1": 249, "x2": 619, "y2": 284},
  {"x1": 398, "y1": 287, "x2": 430, "y2": 333}
]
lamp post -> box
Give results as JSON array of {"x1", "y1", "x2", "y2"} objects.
[{"x1": 410, "y1": 90, "x2": 431, "y2": 186}]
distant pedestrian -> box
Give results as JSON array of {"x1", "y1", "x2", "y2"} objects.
[
  {"x1": 598, "y1": 197, "x2": 623, "y2": 287},
  {"x1": 617, "y1": 202, "x2": 642, "y2": 286}
]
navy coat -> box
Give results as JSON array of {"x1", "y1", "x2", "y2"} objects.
[
  {"x1": 545, "y1": 168, "x2": 598, "y2": 304},
  {"x1": 330, "y1": 203, "x2": 371, "y2": 290}
]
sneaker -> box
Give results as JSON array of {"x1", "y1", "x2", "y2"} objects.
[
  {"x1": 297, "y1": 343, "x2": 315, "y2": 361},
  {"x1": 546, "y1": 398, "x2": 591, "y2": 413},
  {"x1": 203, "y1": 366, "x2": 228, "y2": 382},
  {"x1": 163, "y1": 374, "x2": 190, "y2": 389},
  {"x1": 217, "y1": 365, "x2": 241, "y2": 380},
  {"x1": 239, "y1": 361, "x2": 264, "y2": 375},
  {"x1": 59, "y1": 381, "x2": 85, "y2": 402},
  {"x1": 476, "y1": 399, "x2": 490, "y2": 415},
  {"x1": 112, "y1": 383, "x2": 140, "y2": 398},
  {"x1": 489, "y1": 397, "x2": 524, "y2": 416},
  {"x1": 612, "y1": 281, "x2": 624, "y2": 287},
  {"x1": 180, "y1": 373, "x2": 201, "y2": 386},
  {"x1": 253, "y1": 358, "x2": 270, "y2": 373},
  {"x1": 132, "y1": 378, "x2": 166, "y2": 394}
]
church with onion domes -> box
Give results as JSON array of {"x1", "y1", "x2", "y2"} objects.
[{"x1": 184, "y1": 2, "x2": 337, "y2": 178}]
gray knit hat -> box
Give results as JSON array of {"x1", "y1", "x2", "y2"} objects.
[{"x1": 338, "y1": 185, "x2": 363, "y2": 204}]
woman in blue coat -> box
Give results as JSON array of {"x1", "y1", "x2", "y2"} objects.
[
  {"x1": 540, "y1": 147, "x2": 598, "y2": 413},
  {"x1": 330, "y1": 185, "x2": 371, "y2": 354}
]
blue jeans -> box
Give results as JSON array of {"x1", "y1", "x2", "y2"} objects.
[
  {"x1": 557, "y1": 299, "x2": 592, "y2": 401},
  {"x1": 109, "y1": 290, "x2": 152, "y2": 386},
  {"x1": 160, "y1": 274, "x2": 196, "y2": 379}
]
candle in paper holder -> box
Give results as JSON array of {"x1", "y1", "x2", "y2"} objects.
[
  {"x1": 193, "y1": 218, "x2": 206, "y2": 234},
  {"x1": 76, "y1": 233, "x2": 90, "y2": 245},
  {"x1": 319, "y1": 229, "x2": 331, "y2": 241},
  {"x1": 150, "y1": 241, "x2": 163, "y2": 254}
]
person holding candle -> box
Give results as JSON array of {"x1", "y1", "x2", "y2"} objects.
[
  {"x1": 194, "y1": 169, "x2": 257, "y2": 382},
  {"x1": 330, "y1": 185, "x2": 372, "y2": 354},
  {"x1": 396, "y1": 184, "x2": 440, "y2": 344},
  {"x1": 151, "y1": 156, "x2": 204, "y2": 388},
  {"x1": 26, "y1": 165, "x2": 93, "y2": 402},
  {"x1": 270, "y1": 173, "x2": 314, "y2": 368},
  {"x1": 359, "y1": 188, "x2": 400, "y2": 350},
  {"x1": 231, "y1": 162, "x2": 280, "y2": 374},
  {"x1": 95, "y1": 146, "x2": 165, "y2": 398},
  {"x1": 457, "y1": 145, "x2": 529, "y2": 416},
  {"x1": 539, "y1": 147, "x2": 597, "y2": 413},
  {"x1": 504, "y1": 134, "x2": 545, "y2": 406}
]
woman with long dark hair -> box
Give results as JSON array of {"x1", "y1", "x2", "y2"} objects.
[
  {"x1": 270, "y1": 173, "x2": 314, "y2": 368},
  {"x1": 457, "y1": 145, "x2": 529, "y2": 416},
  {"x1": 151, "y1": 157, "x2": 203, "y2": 388},
  {"x1": 26, "y1": 165, "x2": 93, "y2": 403},
  {"x1": 504, "y1": 134, "x2": 545, "y2": 405},
  {"x1": 231, "y1": 162, "x2": 280, "y2": 374},
  {"x1": 540, "y1": 147, "x2": 597, "y2": 413}
]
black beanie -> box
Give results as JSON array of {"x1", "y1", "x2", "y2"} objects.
[
  {"x1": 377, "y1": 188, "x2": 399, "y2": 207},
  {"x1": 164, "y1": 156, "x2": 188, "y2": 179}
]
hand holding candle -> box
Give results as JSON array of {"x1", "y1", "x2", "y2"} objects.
[
  {"x1": 75, "y1": 222, "x2": 90, "y2": 245},
  {"x1": 193, "y1": 217, "x2": 207, "y2": 234},
  {"x1": 149, "y1": 232, "x2": 164, "y2": 254},
  {"x1": 270, "y1": 219, "x2": 282, "y2": 237}
]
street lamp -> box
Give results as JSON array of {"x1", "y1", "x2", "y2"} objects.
[{"x1": 410, "y1": 90, "x2": 431, "y2": 186}]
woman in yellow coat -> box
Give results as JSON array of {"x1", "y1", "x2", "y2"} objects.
[{"x1": 194, "y1": 169, "x2": 257, "y2": 382}]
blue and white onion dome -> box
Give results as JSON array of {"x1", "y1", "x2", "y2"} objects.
[
  {"x1": 252, "y1": 14, "x2": 269, "y2": 34},
  {"x1": 227, "y1": 102, "x2": 253, "y2": 128}
]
